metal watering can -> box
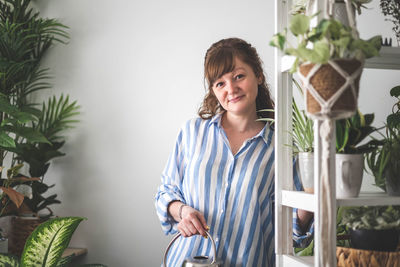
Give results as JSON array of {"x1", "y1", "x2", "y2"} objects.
[{"x1": 163, "y1": 231, "x2": 222, "y2": 267}]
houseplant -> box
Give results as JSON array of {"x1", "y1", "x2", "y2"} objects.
[
  {"x1": 0, "y1": 0, "x2": 81, "y2": 256},
  {"x1": 0, "y1": 216, "x2": 107, "y2": 267},
  {"x1": 292, "y1": 79, "x2": 315, "y2": 192},
  {"x1": 380, "y1": 0, "x2": 400, "y2": 46},
  {"x1": 335, "y1": 110, "x2": 377, "y2": 197},
  {"x1": 340, "y1": 205, "x2": 400, "y2": 251},
  {"x1": 366, "y1": 85, "x2": 400, "y2": 195}
]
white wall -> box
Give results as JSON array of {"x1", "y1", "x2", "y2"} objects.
[{"x1": 32, "y1": 0, "x2": 399, "y2": 266}]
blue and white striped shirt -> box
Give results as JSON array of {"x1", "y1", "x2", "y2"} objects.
[{"x1": 155, "y1": 113, "x2": 305, "y2": 266}]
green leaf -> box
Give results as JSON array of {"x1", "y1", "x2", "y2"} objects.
[
  {"x1": 313, "y1": 41, "x2": 330, "y2": 63},
  {"x1": 0, "y1": 132, "x2": 16, "y2": 148},
  {"x1": 1, "y1": 125, "x2": 50, "y2": 144},
  {"x1": 390, "y1": 86, "x2": 400, "y2": 98},
  {"x1": 290, "y1": 14, "x2": 310, "y2": 36},
  {"x1": 269, "y1": 32, "x2": 286, "y2": 50},
  {"x1": 0, "y1": 254, "x2": 20, "y2": 267},
  {"x1": 55, "y1": 254, "x2": 74, "y2": 267},
  {"x1": 20, "y1": 217, "x2": 86, "y2": 267},
  {"x1": 387, "y1": 113, "x2": 400, "y2": 128}
]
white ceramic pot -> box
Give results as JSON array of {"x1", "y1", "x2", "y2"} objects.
[
  {"x1": 298, "y1": 152, "x2": 314, "y2": 192},
  {"x1": 336, "y1": 153, "x2": 364, "y2": 198}
]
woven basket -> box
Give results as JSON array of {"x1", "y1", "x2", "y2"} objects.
[
  {"x1": 9, "y1": 216, "x2": 47, "y2": 256},
  {"x1": 337, "y1": 246, "x2": 400, "y2": 267},
  {"x1": 299, "y1": 59, "x2": 362, "y2": 120}
]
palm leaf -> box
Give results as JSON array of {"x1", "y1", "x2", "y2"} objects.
[
  {"x1": 0, "y1": 254, "x2": 20, "y2": 267},
  {"x1": 20, "y1": 216, "x2": 86, "y2": 267},
  {"x1": 36, "y1": 95, "x2": 80, "y2": 142}
]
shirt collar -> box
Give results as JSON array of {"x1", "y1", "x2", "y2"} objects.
[{"x1": 210, "y1": 112, "x2": 274, "y2": 145}]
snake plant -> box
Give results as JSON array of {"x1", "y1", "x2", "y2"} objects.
[{"x1": 0, "y1": 216, "x2": 107, "y2": 267}]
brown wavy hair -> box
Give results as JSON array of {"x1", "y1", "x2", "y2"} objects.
[{"x1": 198, "y1": 37, "x2": 274, "y2": 120}]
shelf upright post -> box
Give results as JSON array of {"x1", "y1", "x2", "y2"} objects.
[{"x1": 274, "y1": 0, "x2": 294, "y2": 266}]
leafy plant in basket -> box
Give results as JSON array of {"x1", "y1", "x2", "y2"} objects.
[
  {"x1": 0, "y1": 216, "x2": 107, "y2": 267},
  {"x1": 270, "y1": 14, "x2": 381, "y2": 73},
  {"x1": 366, "y1": 85, "x2": 400, "y2": 194},
  {"x1": 340, "y1": 205, "x2": 400, "y2": 251}
]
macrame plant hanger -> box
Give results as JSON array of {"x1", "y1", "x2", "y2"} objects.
[{"x1": 297, "y1": 0, "x2": 364, "y2": 266}]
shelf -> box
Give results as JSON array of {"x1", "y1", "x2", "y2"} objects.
[
  {"x1": 282, "y1": 191, "x2": 400, "y2": 210},
  {"x1": 282, "y1": 190, "x2": 315, "y2": 212},
  {"x1": 365, "y1": 47, "x2": 400, "y2": 70},
  {"x1": 62, "y1": 247, "x2": 87, "y2": 258},
  {"x1": 280, "y1": 47, "x2": 400, "y2": 72},
  {"x1": 337, "y1": 192, "x2": 400, "y2": 206},
  {"x1": 281, "y1": 255, "x2": 314, "y2": 267}
]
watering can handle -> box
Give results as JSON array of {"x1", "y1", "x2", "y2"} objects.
[{"x1": 163, "y1": 231, "x2": 217, "y2": 267}]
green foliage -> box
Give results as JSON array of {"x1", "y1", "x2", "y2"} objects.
[
  {"x1": 292, "y1": 79, "x2": 313, "y2": 153},
  {"x1": 0, "y1": 216, "x2": 107, "y2": 267},
  {"x1": 336, "y1": 110, "x2": 378, "y2": 154},
  {"x1": 380, "y1": 0, "x2": 400, "y2": 42},
  {"x1": 270, "y1": 14, "x2": 381, "y2": 72},
  {"x1": 0, "y1": 253, "x2": 20, "y2": 267},
  {"x1": 341, "y1": 205, "x2": 400, "y2": 230},
  {"x1": 14, "y1": 95, "x2": 80, "y2": 178},
  {"x1": 21, "y1": 217, "x2": 84, "y2": 266},
  {"x1": 366, "y1": 85, "x2": 400, "y2": 190},
  {"x1": 0, "y1": 0, "x2": 80, "y2": 217}
]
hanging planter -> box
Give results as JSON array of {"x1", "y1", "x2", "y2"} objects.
[{"x1": 298, "y1": 59, "x2": 363, "y2": 120}]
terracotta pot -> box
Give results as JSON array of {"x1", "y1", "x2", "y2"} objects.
[{"x1": 9, "y1": 216, "x2": 47, "y2": 256}]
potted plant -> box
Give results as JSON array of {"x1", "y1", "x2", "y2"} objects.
[
  {"x1": 367, "y1": 85, "x2": 400, "y2": 196},
  {"x1": 335, "y1": 110, "x2": 377, "y2": 198},
  {"x1": 0, "y1": 0, "x2": 80, "y2": 256},
  {"x1": 270, "y1": 13, "x2": 381, "y2": 118},
  {"x1": 340, "y1": 205, "x2": 400, "y2": 251},
  {"x1": 380, "y1": 0, "x2": 400, "y2": 46},
  {"x1": 0, "y1": 216, "x2": 107, "y2": 266},
  {"x1": 292, "y1": 79, "x2": 315, "y2": 193}
]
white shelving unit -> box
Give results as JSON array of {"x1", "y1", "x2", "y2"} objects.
[{"x1": 273, "y1": 1, "x2": 400, "y2": 266}]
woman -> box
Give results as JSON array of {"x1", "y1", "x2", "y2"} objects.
[{"x1": 155, "y1": 38, "x2": 312, "y2": 266}]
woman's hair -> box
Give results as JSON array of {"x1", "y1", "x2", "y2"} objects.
[{"x1": 198, "y1": 37, "x2": 274, "y2": 120}]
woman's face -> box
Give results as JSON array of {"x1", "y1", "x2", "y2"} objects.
[{"x1": 212, "y1": 57, "x2": 261, "y2": 117}]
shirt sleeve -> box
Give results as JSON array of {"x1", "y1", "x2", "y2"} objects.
[
  {"x1": 292, "y1": 156, "x2": 315, "y2": 248},
  {"x1": 155, "y1": 127, "x2": 186, "y2": 235}
]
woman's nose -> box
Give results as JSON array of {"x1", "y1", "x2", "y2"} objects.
[{"x1": 225, "y1": 80, "x2": 238, "y2": 94}]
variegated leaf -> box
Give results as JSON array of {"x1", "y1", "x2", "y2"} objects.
[
  {"x1": 0, "y1": 253, "x2": 20, "y2": 267},
  {"x1": 20, "y1": 217, "x2": 86, "y2": 267}
]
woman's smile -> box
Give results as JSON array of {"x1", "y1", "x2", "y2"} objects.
[{"x1": 229, "y1": 95, "x2": 244, "y2": 103}]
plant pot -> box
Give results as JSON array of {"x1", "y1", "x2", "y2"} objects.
[
  {"x1": 385, "y1": 168, "x2": 400, "y2": 196},
  {"x1": 349, "y1": 228, "x2": 399, "y2": 252},
  {"x1": 336, "y1": 154, "x2": 363, "y2": 198},
  {"x1": 298, "y1": 152, "x2": 314, "y2": 192},
  {"x1": 298, "y1": 59, "x2": 363, "y2": 120},
  {"x1": 9, "y1": 216, "x2": 47, "y2": 256}
]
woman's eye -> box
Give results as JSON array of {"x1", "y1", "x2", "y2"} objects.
[
  {"x1": 215, "y1": 82, "x2": 224, "y2": 88},
  {"x1": 235, "y1": 74, "x2": 244, "y2": 80}
]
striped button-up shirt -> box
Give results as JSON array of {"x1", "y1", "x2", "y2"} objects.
[{"x1": 155, "y1": 113, "x2": 303, "y2": 266}]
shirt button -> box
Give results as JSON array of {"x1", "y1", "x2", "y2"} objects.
[
  {"x1": 215, "y1": 237, "x2": 219, "y2": 242},
  {"x1": 221, "y1": 209, "x2": 224, "y2": 214}
]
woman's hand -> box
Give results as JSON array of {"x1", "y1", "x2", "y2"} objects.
[{"x1": 178, "y1": 205, "x2": 208, "y2": 238}]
